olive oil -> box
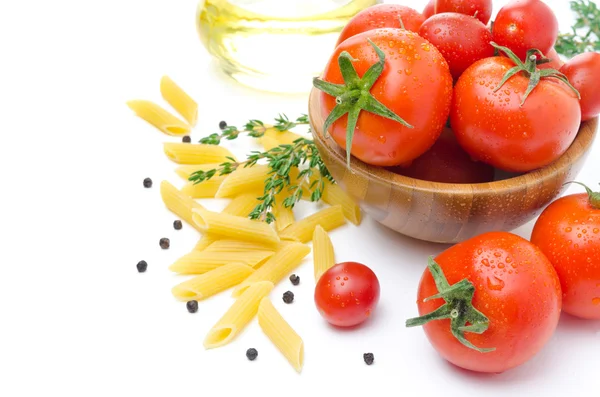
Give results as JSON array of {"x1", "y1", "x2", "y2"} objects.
[{"x1": 196, "y1": 0, "x2": 380, "y2": 93}]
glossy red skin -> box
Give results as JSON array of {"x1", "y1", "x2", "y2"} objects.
[
  {"x1": 492, "y1": 0, "x2": 558, "y2": 61},
  {"x1": 419, "y1": 13, "x2": 495, "y2": 80},
  {"x1": 531, "y1": 194, "x2": 600, "y2": 319},
  {"x1": 388, "y1": 127, "x2": 495, "y2": 184},
  {"x1": 560, "y1": 52, "x2": 600, "y2": 121},
  {"x1": 435, "y1": 0, "x2": 492, "y2": 25},
  {"x1": 320, "y1": 29, "x2": 453, "y2": 166},
  {"x1": 451, "y1": 56, "x2": 581, "y2": 172},
  {"x1": 315, "y1": 262, "x2": 380, "y2": 327},
  {"x1": 416, "y1": 232, "x2": 561, "y2": 373},
  {"x1": 336, "y1": 4, "x2": 425, "y2": 47},
  {"x1": 538, "y1": 47, "x2": 564, "y2": 70},
  {"x1": 423, "y1": 0, "x2": 435, "y2": 19}
]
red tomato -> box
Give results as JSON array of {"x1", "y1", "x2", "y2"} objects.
[
  {"x1": 408, "y1": 232, "x2": 561, "y2": 373},
  {"x1": 531, "y1": 184, "x2": 600, "y2": 319},
  {"x1": 318, "y1": 29, "x2": 453, "y2": 166},
  {"x1": 388, "y1": 127, "x2": 495, "y2": 184},
  {"x1": 336, "y1": 4, "x2": 425, "y2": 47},
  {"x1": 435, "y1": 0, "x2": 492, "y2": 25},
  {"x1": 492, "y1": 0, "x2": 558, "y2": 61},
  {"x1": 419, "y1": 13, "x2": 495, "y2": 80},
  {"x1": 423, "y1": 0, "x2": 435, "y2": 19},
  {"x1": 451, "y1": 56, "x2": 581, "y2": 172},
  {"x1": 538, "y1": 47, "x2": 564, "y2": 70},
  {"x1": 560, "y1": 52, "x2": 600, "y2": 121},
  {"x1": 315, "y1": 262, "x2": 380, "y2": 327}
]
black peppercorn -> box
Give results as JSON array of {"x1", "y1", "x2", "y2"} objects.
[
  {"x1": 136, "y1": 260, "x2": 147, "y2": 273},
  {"x1": 186, "y1": 300, "x2": 198, "y2": 313},
  {"x1": 159, "y1": 238, "x2": 170, "y2": 249},
  {"x1": 363, "y1": 353, "x2": 374, "y2": 365},
  {"x1": 289, "y1": 274, "x2": 300, "y2": 286},
  {"x1": 282, "y1": 291, "x2": 294, "y2": 304},
  {"x1": 143, "y1": 178, "x2": 153, "y2": 188},
  {"x1": 219, "y1": 120, "x2": 227, "y2": 130},
  {"x1": 246, "y1": 348, "x2": 258, "y2": 361},
  {"x1": 182, "y1": 135, "x2": 191, "y2": 143},
  {"x1": 173, "y1": 220, "x2": 183, "y2": 230}
]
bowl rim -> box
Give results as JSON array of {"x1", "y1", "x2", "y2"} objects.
[{"x1": 309, "y1": 88, "x2": 599, "y2": 195}]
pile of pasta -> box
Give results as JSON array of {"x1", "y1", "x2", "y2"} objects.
[{"x1": 128, "y1": 76, "x2": 362, "y2": 373}]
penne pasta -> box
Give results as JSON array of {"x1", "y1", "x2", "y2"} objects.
[
  {"x1": 204, "y1": 239, "x2": 277, "y2": 253},
  {"x1": 261, "y1": 127, "x2": 304, "y2": 145},
  {"x1": 312, "y1": 225, "x2": 336, "y2": 281},
  {"x1": 181, "y1": 179, "x2": 224, "y2": 198},
  {"x1": 273, "y1": 195, "x2": 295, "y2": 232},
  {"x1": 258, "y1": 135, "x2": 280, "y2": 151},
  {"x1": 204, "y1": 281, "x2": 274, "y2": 349},
  {"x1": 169, "y1": 250, "x2": 274, "y2": 274},
  {"x1": 322, "y1": 181, "x2": 362, "y2": 226},
  {"x1": 160, "y1": 181, "x2": 205, "y2": 232},
  {"x1": 258, "y1": 298, "x2": 304, "y2": 373},
  {"x1": 192, "y1": 209, "x2": 280, "y2": 245},
  {"x1": 194, "y1": 235, "x2": 218, "y2": 252},
  {"x1": 160, "y1": 76, "x2": 198, "y2": 126},
  {"x1": 232, "y1": 242, "x2": 310, "y2": 297},
  {"x1": 127, "y1": 100, "x2": 190, "y2": 136},
  {"x1": 164, "y1": 142, "x2": 235, "y2": 165},
  {"x1": 215, "y1": 164, "x2": 269, "y2": 198},
  {"x1": 279, "y1": 205, "x2": 346, "y2": 243},
  {"x1": 175, "y1": 164, "x2": 220, "y2": 180},
  {"x1": 171, "y1": 263, "x2": 254, "y2": 301}
]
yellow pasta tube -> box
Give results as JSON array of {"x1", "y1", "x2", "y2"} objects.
[
  {"x1": 312, "y1": 225, "x2": 335, "y2": 281},
  {"x1": 205, "y1": 239, "x2": 277, "y2": 253},
  {"x1": 279, "y1": 205, "x2": 346, "y2": 243},
  {"x1": 215, "y1": 164, "x2": 269, "y2": 198},
  {"x1": 192, "y1": 209, "x2": 280, "y2": 245},
  {"x1": 181, "y1": 179, "x2": 224, "y2": 199},
  {"x1": 262, "y1": 128, "x2": 304, "y2": 145},
  {"x1": 194, "y1": 235, "x2": 218, "y2": 252},
  {"x1": 160, "y1": 181, "x2": 205, "y2": 232},
  {"x1": 273, "y1": 196, "x2": 295, "y2": 232},
  {"x1": 160, "y1": 76, "x2": 198, "y2": 126},
  {"x1": 127, "y1": 100, "x2": 190, "y2": 136},
  {"x1": 204, "y1": 281, "x2": 274, "y2": 349},
  {"x1": 171, "y1": 263, "x2": 254, "y2": 301},
  {"x1": 175, "y1": 164, "x2": 220, "y2": 180},
  {"x1": 232, "y1": 242, "x2": 310, "y2": 297},
  {"x1": 258, "y1": 298, "x2": 304, "y2": 373},
  {"x1": 164, "y1": 143, "x2": 235, "y2": 165},
  {"x1": 259, "y1": 135, "x2": 280, "y2": 151},
  {"x1": 169, "y1": 250, "x2": 274, "y2": 274},
  {"x1": 322, "y1": 181, "x2": 362, "y2": 226}
]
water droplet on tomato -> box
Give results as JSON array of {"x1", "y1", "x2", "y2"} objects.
[
  {"x1": 592, "y1": 297, "x2": 600, "y2": 305},
  {"x1": 593, "y1": 228, "x2": 599, "y2": 234},
  {"x1": 565, "y1": 227, "x2": 572, "y2": 232},
  {"x1": 340, "y1": 282, "x2": 345, "y2": 286},
  {"x1": 481, "y1": 258, "x2": 490, "y2": 267},
  {"x1": 405, "y1": 69, "x2": 412, "y2": 75},
  {"x1": 487, "y1": 276, "x2": 505, "y2": 291},
  {"x1": 377, "y1": 135, "x2": 386, "y2": 144},
  {"x1": 336, "y1": 276, "x2": 340, "y2": 280}
]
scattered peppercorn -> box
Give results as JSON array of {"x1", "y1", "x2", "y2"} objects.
[
  {"x1": 289, "y1": 274, "x2": 300, "y2": 286},
  {"x1": 186, "y1": 300, "x2": 198, "y2": 313},
  {"x1": 136, "y1": 260, "x2": 147, "y2": 273},
  {"x1": 219, "y1": 120, "x2": 227, "y2": 130},
  {"x1": 143, "y1": 178, "x2": 153, "y2": 188},
  {"x1": 282, "y1": 291, "x2": 294, "y2": 304},
  {"x1": 173, "y1": 220, "x2": 183, "y2": 230},
  {"x1": 246, "y1": 348, "x2": 258, "y2": 361},
  {"x1": 182, "y1": 135, "x2": 191, "y2": 143},
  {"x1": 159, "y1": 238, "x2": 170, "y2": 249},
  {"x1": 363, "y1": 353, "x2": 375, "y2": 365}
]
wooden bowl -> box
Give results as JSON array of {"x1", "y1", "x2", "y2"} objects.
[{"x1": 309, "y1": 88, "x2": 598, "y2": 244}]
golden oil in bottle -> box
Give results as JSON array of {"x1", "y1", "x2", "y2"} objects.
[{"x1": 196, "y1": 0, "x2": 380, "y2": 93}]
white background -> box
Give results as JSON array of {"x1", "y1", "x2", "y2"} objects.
[{"x1": 0, "y1": 0, "x2": 598, "y2": 396}]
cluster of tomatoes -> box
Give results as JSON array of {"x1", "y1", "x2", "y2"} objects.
[
  {"x1": 312, "y1": 0, "x2": 600, "y2": 374},
  {"x1": 315, "y1": 0, "x2": 600, "y2": 183}
]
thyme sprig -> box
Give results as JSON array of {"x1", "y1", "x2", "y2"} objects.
[
  {"x1": 199, "y1": 114, "x2": 309, "y2": 145},
  {"x1": 555, "y1": 0, "x2": 600, "y2": 57}
]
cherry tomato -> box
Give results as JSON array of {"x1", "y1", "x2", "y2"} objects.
[
  {"x1": 388, "y1": 127, "x2": 495, "y2": 184},
  {"x1": 318, "y1": 29, "x2": 453, "y2": 166},
  {"x1": 336, "y1": 4, "x2": 425, "y2": 47},
  {"x1": 451, "y1": 55, "x2": 581, "y2": 172},
  {"x1": 531, "y1": 184, "x2": 600, "y2": 319},
  {"x1": 315, "y1": 262, "x2": 380, "y2": 327},
  {"x1": 537, "y1": 47, "x2": 564, "y2": 70},
  {"x1": 408, "y1": 232, "x2": 561, "y2": 373},
  {"x1": 419, "y1": 12, "x2": 495, "y2": 80},
  {"x1": 435, "y1": 0, "x2": 492, "y2": 25},
  {"x1": 423, "y1": 0, "x2": 435, "y2": 19},
  {"x1": 560, "y1": 52, "x2": 600, "y2": 121},
  {"x1": 492, "y1": 0, "x2": 558, "y2": 61}
]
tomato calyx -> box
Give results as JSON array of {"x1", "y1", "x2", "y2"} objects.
[
  {"x1": 565, "y1": 181, "x2": 600, "y2": 209},
  {"x1": 406, "y1": 257, "x2": 496, "y2": 353},
  {"x1": 491, "y1": 42, "x2": 581, "y2": 106},
  {"x1": 313, "y1": 40, "x2": 413, "y2": 167}
]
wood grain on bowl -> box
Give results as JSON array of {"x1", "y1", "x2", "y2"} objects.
[{"x1": 309, "y1": 88, "x2": 598, "y2": 243}]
